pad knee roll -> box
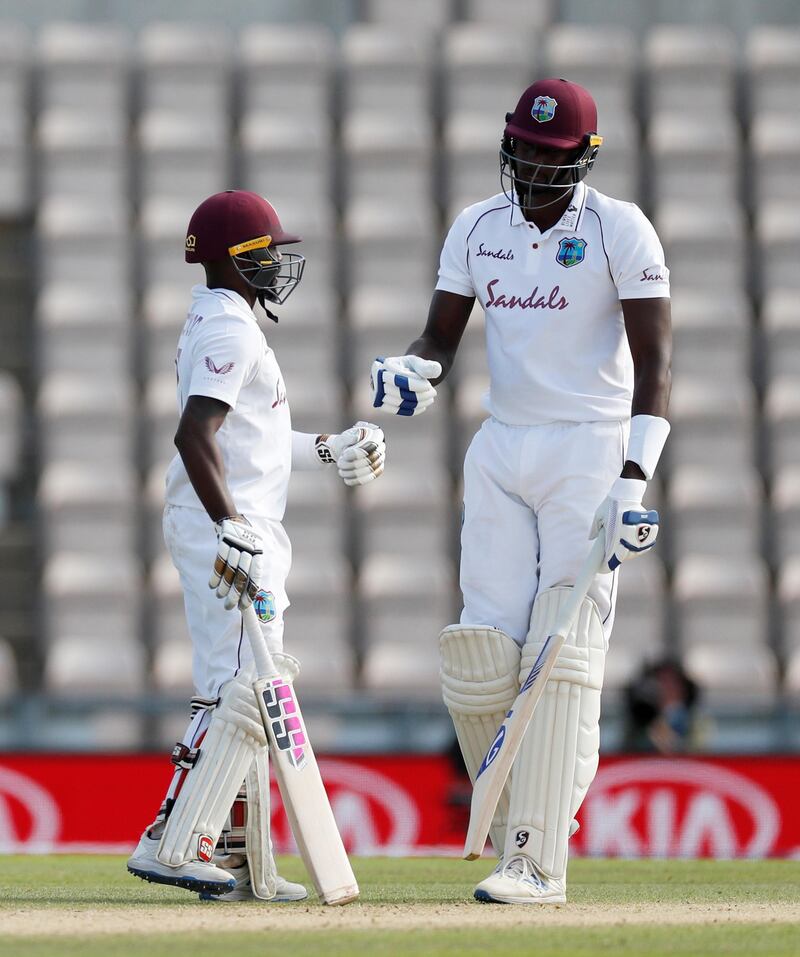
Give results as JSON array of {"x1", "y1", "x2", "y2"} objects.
[
  {"x1": 440, "y1": 624, "x2": 521, "y2": 856},
  {"x1": 505, "y1": 587, "x2": 606, "y2": 881}
]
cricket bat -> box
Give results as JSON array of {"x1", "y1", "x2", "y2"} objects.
[
  {"x1": 463, "y1": 535, "x2": 606, "y2": 860},
  {"x1": 242, "y1": 605, "x2": 359, "y2": 905}
]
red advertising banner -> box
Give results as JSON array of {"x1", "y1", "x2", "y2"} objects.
[{"x1": 0, "y1": 753, "x2": 799, "y2": 858}]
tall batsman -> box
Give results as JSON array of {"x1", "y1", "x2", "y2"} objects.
[
  {"x1": 128, "y1": 190, "x2": 385, "y2": 900},
  {"x1": 371, "y1": 79, "x2": 671, "y2": 904}
]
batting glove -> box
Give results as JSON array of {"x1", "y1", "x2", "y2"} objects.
[
  {"x1": 316, "y1": 421, "x2": 386, "y2": 487},
  {"x1": 209, "y1": 516, "x2": 263, "y2": 610},
  {"x1": 371, "y1": 355, "x2": 442, "y2": 416},
  {"x1": 590, "y1": 477, "x2": 659, "y2": 573}
]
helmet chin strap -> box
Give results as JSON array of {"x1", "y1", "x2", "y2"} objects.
[{"x1": 256, "y1": 291, "x2": 280, "y2": 323}]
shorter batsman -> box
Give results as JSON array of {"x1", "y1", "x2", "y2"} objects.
[{"x1": 127, "y1": 190, "x2": 385, "y2": 900}]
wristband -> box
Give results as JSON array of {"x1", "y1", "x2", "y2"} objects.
[
  {"x1": 626, "y1": 415, "x2": 670, "y2": 481},
  {"x1": 290, "y1": 430, "x2": 327, "y2": 471}
]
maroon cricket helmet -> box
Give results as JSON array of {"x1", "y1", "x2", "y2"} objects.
[
  {"x1": 504, "y1": 77, "x2": 598, "y2": 150},
  {"x1": 185, "y1": 190, "x2": 301, "y2": 264}
]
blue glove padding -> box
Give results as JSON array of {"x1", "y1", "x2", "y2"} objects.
[
  {"x1": 370, "y1": 355, "x2": 442, "y2": 417},
  {"x1": 590, "y1": 478, "x2": 660, "y2": 573}
]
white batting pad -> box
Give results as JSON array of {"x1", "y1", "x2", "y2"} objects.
[
  {"x1": 440, "y1": 624, "x2": 521, "y2": 856},
  {"x1": 244, "y1": 747, "x2": 277, "y2": 899},
  {"x1": 158, "y1": 675, "x2": 268, "y2": 867},
  {"x1": 504, "y1": 587, "x2": 605, "y2": 881}
]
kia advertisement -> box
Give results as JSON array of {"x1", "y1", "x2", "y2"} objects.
[{"x1": 0, "y1": 754, "x2": 798, "y2": 858}]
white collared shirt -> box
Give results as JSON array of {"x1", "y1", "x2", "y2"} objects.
[
  {"x1": 164, "y1": 285, "x2": 292, "y2": 520},
  {"x1": 436, "y1": 183, "x2": 670, "y2": 425}
]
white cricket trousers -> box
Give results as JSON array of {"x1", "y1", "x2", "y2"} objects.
[
  {"x1": 460, "y1": 417, "x2": 626, "y2": 646},
  {"x1": 163, "y1": 504, "x2": 292, "y2": 700}
]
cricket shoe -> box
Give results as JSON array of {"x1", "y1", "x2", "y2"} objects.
[
  {"x1": 474, "y1": 855, "x2": 566, "y2": 905},
  {"x1": 199, "y1": 862, "x2": 308, "y2": 902},
  {"x1": 127, "y1": 831, "x2": 235, "y2": 896}
]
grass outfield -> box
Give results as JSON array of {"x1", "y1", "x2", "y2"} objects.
[{"x1": 0, "y1": 855, "x2": 798, "y2": 956}]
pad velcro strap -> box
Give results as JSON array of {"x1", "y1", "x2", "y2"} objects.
[
  {"x1": 171, "y1": 742, "x2": 201, "y2": 770},
  {"x1": 190, "y1": 695, "x2": 218, "y2": 718},
  {"x1": 217, "y1": 785, "x2": 248, "y2": 855}
]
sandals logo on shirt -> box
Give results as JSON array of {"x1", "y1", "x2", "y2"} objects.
[
  {"x1": 253, "y1": 589, "x2": 276, "y2": 623},
  {"x1": 556, "y1": 237, "x2": 587, "y2": 268},
  {"x1": 204, "y1": 356, "x2": 235, "y2": 375}
]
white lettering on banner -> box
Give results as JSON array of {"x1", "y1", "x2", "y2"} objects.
[
  {"x1": 678, "y1": 793, "x2": 737, "y2": 859},
  {"x1": 331, "y1": 792, "x2": 380, "y2": 853},
  {"x1": 0, "y1": 767, "x2": 61, "y2": 851},
  {"x1": 270, "y1": 759, "x2": 420, "y2": 855},
  {"x1": 648, "y1": 789, "x2": 675, "y2": 858},
  {"x1": 583, "y1": 759, "x2": 780, "y2": 859},
  {"x1": 585, "y1": 790, "x2": 642, "y2": 857}
]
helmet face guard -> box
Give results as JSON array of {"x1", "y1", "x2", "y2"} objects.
[
  {"x1": 228, "y1": 235, "x2": 305, "y2": 310},
  {"x1": 499, "y1": 133, "x2": 603, "y2": 211}
]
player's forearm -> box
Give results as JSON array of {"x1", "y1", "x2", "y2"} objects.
[
  {"x1": 405, "y1": 290, "x2": 474, "y2": 384},
  {"x1": 630, "y1": 356, "x2": 671, "y2": 420},
  {"x1": 174, "y1": 428, "x2": 238, "y2": 523},
  {"x1": 623, "y1": 297, "x2": 672, "y2": 420}
]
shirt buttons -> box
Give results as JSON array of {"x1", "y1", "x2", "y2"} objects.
[{"x1": 532, "y1": 243, "x2": 539, "y2": 249}]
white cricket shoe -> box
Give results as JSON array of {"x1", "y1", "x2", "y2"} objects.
[
  {"x1": 199, "y1": 862, "x2": 308, "y2": 902},
  {"x1": 474, "y1": 855, "x2": 566, "y2": 905},
  {"x1": 127, "y1": 831, "x2": 235, "y2": 896}
]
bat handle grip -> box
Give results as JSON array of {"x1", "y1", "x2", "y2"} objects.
[{"x1": 242, "y1": 605, "x2": 279, "y2": 679}]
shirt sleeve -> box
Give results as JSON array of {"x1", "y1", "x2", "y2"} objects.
[
  {"x1": 186, "y1": 316, "x2": 261, "y2": 409},
  {"x1": 610, "y1": 204, "x2": 671, "y2": 300},
  {"x1": 435, "y1": 209, "x2": 476, "y2": 298}
]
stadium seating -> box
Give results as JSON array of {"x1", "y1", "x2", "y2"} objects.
[
  {"x1": 239, "y1": 24, "x2": 334, "y2": 120},
  {"x1": 644, "y1": 26, "x2": 736, "y2": 114},
  {"x1": 0, "y1": 8, "x2": 792, "y2": 718},
  {"x1": 0, "y1": 373, "x2": 22, "y2": 484},
  {"x1": 604, "y1": 555, "x2": 667, "y2": 691}
]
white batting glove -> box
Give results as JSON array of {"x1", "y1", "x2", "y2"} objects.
[
  {"x1": 316, "y1": 421, "x2": 386, "y2": 486},
  {"x1": 209, "y1": 516, "x2": 263, "y2": 610},
  {"x1": 371, "y1": 355, "x2": 442, "y2": 416},
  {"x1": 590, "y1": 477, "x2": 660, "y2": 574}
]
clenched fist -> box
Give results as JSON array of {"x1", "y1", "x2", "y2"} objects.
[
  {"x1": 316, "y1": 421, "x2": 386, "y2": 487},
  {"x1": 371, "y1": 355, "x2": 442, "y2": 416}
]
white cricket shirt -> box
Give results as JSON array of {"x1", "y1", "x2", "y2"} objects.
[
  {"x1": 164, "y1": 285, "x2": 292, "y2": 520},
  {"x1": 436, "y1": 183, "x2": 670, "y2": 425}
]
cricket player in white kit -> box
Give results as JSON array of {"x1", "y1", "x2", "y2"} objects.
[
  {"x1": 128, "y1": 190, "x2": 385, "y2": 900},
  {"x1": 371, "y1": 79, "x2": 671, "y2": 903}
]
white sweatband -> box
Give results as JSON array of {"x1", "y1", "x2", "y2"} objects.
[
  {"x1": 291, "y1": 431, "x2": 326, "y2": 471},
  {"x1": 626, "y1": 415, "x2": 670, "y2": 481}
]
